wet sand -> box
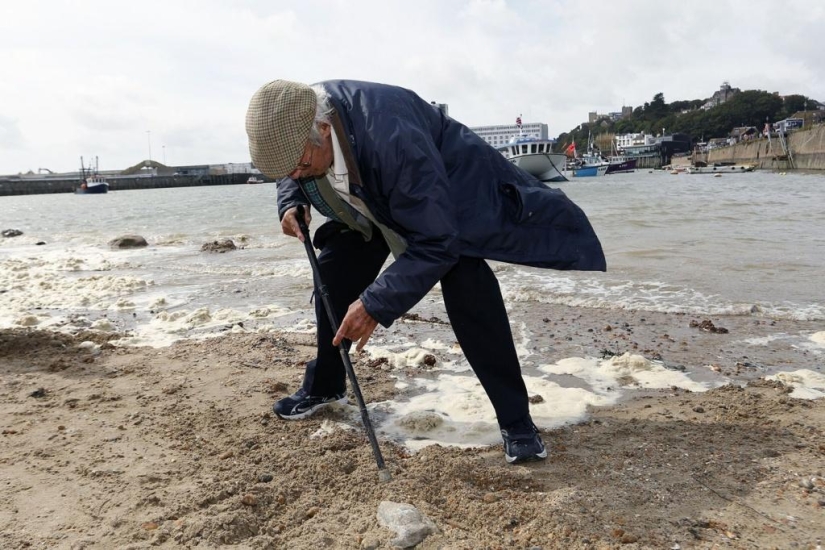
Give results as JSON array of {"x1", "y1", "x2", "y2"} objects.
[{"x1": 1, "y1": 305, "x2": 824, "y2": 549}]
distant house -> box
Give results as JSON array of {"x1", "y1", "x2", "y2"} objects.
[{"x1": 730, "y1": 126, "x2": 758, "y2": 142}]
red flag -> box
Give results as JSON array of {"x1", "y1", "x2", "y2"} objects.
[{"x1": 516, "y1": 115, "x2": 522, "y2": 128}]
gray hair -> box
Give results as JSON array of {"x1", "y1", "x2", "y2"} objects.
[{"x1": 308, "y1": 84, "x2": 334, "y2": 146}]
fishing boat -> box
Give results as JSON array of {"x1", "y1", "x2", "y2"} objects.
[
  {"x1": 75, "y1": 156, "x2": 109, "y2": 194},
  {"x1": 496, "y1": 117, "x2": 567, "y2": 182},
  {"x1": 604, "y1": 141, "x2": 637, "y2": 174},
  {"x1": 569, "y1": 134, "x2": 610, "y2": 178},
  {"x1": 605, "y1": 154, "x2": 637, "y2": 174},
  {"x1": 247, "y1": 176, "x2": 264, "y2": 184},
  {"x1": 571, "y1": 162, "x2": 609, "y2": 177}
]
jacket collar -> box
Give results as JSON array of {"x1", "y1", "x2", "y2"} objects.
[{"x1": 329, "y1": 110, "x2": 362, "y2": 186}]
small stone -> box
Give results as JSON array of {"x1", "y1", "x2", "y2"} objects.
[
  {"x1": 258, "y1": 473, "x2": 274, "y2": 483},
  {"x1": 305, "y1": 506, "x2": 319, "y2": 518},
  {"x1": 621, "y1": 533, "x2": 639, "y2": 544},
  {"x1": 482, "y1": 493, "x2": 498, "y2": 503},
  {"x1": 692, "y1": 406, "x2": 705, "y2": 413},
  {"x1": 57, "y1": 425, "x2": 66, "y2": 431},
  {"x1": 240, "y1": 494, "x2": 257, "y2": 506},
  {"x1": 799, "y1": 478, "x2": 814, "y2": 490},
  {"x1": 219, "y1": 450, "x2": 234, "y2": 459},
  {"x1": 142, "y1": 521, "x2": 159, "y2": 530},
  {"x1": 528, "y1": 394, "x2": 545, "y2": 404},
  {"x1": 422, "y1": 354, "x2": 437, "y2": 367}
]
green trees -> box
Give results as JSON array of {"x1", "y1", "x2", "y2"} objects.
[{"x1": 554, "y1": 89, "x2": 813, "y2": 149}]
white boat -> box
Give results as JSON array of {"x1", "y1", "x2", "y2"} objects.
[
  {"x1": 497, "y1": 135, "x2": 567, "y2": 183},
  {"x1": 247, "y1": 176, "x2": 264, "y2": 184},
  {"x1": 686, "y1": 164, "x2": 756, "y2": 174}
]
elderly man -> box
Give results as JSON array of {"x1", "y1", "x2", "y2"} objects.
[{"x1": 246, "y1": 79, "x2": 605, "y2": 464}]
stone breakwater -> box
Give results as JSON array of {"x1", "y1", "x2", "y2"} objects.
[
  {"x1": 0, "y1": 173, "x2": 254, "y2": 196},
  {"x1": 706, "y1": 124, "x2": 825, "y2": 170}
]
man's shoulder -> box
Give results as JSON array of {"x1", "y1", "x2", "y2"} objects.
[{"x1": 318, "y1": 79, "x2": 408, "y2": 95}]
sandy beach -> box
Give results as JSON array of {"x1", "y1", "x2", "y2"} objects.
[{"x1": 2, "y1": 304, "x2": 824, "y2": 550}]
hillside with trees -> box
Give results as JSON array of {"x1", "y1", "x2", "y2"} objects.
[{"x1": 555, "y1": 91, "x2": 815, "y2": 152}]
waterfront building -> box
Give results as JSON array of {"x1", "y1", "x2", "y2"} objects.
[
  {"x1": 615, "y1": 132, "x2": 654, "y2": 150},
  {"x1": 470, "y1": 121, "x2": 548, "y2": 149}
]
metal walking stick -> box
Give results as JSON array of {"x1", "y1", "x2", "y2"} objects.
[{"x1": 295, "y1": 205, "x2": 391, "y2": 483}]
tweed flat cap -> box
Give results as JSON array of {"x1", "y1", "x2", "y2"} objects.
[{"x1": 246, "y1": 80, "x2": 317, "y2": 179}]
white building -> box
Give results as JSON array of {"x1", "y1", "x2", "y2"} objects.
[
  {"x1": 615, "y1": 132, "x2": 655, "y2": 150},
  {"x1": 470, "y1": 122, "x2": 549, "y2": 149}
]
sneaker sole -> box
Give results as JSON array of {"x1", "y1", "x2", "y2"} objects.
[
  {"x1": 505, "y1": 447, "x2": 548, "y2": 464},
  {"x1": 274, "y1": 397, "x2": 348, "y2": 420}
]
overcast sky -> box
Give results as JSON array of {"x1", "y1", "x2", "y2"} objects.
[{"x1": 1, "y1": 0, "x2": 822, "y2": 174}]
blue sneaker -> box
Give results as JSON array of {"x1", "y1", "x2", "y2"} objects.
[
  {"x1": 273, "y1": 388, "x2": 347, "y2": 420},
  {"x1": 501, "y1": 417, "x2": 548, "y2": 464}
]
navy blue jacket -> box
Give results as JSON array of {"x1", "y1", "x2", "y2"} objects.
[{"x1": 277, "y1": 80, "x2": 606, "y2": 327}]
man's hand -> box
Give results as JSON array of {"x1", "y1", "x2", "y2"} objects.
[
  {"x1": 281, "y1": 206, "x2": 312, "y2": 241},
  {"x1": 333, "y1": 299, "x2": 378, "y2": 352}
]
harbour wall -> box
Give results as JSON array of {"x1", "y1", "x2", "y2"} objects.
[
  {"x1": 705, "y1": 124, "x2": 825, "y2": 170},
  {"x1": 0, "y1": 173, "x2": 255, "y2": 197}
]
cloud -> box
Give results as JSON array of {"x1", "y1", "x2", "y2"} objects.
[
  {"x1": 1, "y1": 0, "x2": 823, "y2": 174},
  {"x1": 0, "y1": 115, "x2": 24, "y2": 148}
]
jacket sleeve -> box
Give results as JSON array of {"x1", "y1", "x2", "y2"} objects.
[
  {"x1": 359, "y1": 119, "x2": 461, "y2": 327},
  {"x1": 275, "y1": 177, "x2": 309, "y2": 220}
]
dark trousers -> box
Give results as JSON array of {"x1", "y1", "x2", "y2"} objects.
[{"x1": 301, "y1": 223, "x2": 529, "y2": 428}]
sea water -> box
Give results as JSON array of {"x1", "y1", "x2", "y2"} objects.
[{"x1": 2, "y1": 170, "x2": 824, "y2": 446}]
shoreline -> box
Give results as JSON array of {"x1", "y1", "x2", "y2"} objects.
[{"x1": 1, "y1": 305, "x2": 824, "y2": 549}]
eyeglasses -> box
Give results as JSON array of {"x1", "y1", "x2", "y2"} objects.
[{"x1": 296, "y1": 146, "x2": 313, "y2": 169}]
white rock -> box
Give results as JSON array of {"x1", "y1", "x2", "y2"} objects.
[{"x1": 377, "y1": 501, "x2": 436, "y2": 548}]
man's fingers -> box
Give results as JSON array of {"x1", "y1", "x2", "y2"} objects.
[{"x1": 355, "y1": 325, "x2": 376, "y2": 352}]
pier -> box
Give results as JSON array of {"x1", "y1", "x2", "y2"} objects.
[{"x1": 0, "y1": 173, "x2": 257, "y2": 197}]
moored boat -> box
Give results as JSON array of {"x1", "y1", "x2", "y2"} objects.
[
  {"x1": 498, "y1": 137, "x2": 568, "y2": 182},
  {"x1": 605, "y1": 156, "x2": 637, "y2": 174},
  {"x1": 566, "y1": 132, "x2": 610, "y2": 178},
  {"x1": 496, "y1": 116, "x2": 567, "y2": 183},
  {"x1": 572, "y1": 163, "x2": 609, "y2": 177}
]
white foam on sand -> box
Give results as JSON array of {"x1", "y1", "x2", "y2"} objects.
[
  {"x1": 375, "y1": 352, "x2": 712, "y2": 451},
  {"x1": 810, "y1": 331, "x2": 825, "y2": 346},
  {"x1": 540, "y1": 353, "x2": 709, "y2": 393},
  {"x1": 743, "y1": 334, "x2": 787, "y2": 346},
  {"x1": 107, "y1": 304, "x2": 294, "y2": 348},
  {"x1": 0, "y1": 254, "x2": 152, "y2": 329},
  {"x1": 766, "y1": 369, "x2": 825, "y2": 400}
]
